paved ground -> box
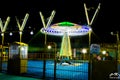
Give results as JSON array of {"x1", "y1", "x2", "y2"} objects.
[{"x1": 0, "y1": 73, "x2": 42, "y2": 80}]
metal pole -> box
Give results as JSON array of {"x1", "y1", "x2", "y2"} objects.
[
  {"x1": 47, "y1": 42, "x2": 57, "y2": 79},
  {"x1": 53, "y1": 42, "x2": 57, "y2": 80},
  {"x1": 84, "y1": 3, "x2": 90, "y2": 25},
  {"x1": 90, "y1": 3, "x2": 101, "y2": 25},
  {"x1": 116, "y1": 31, "x2": 119, "y2": 61},
  {"x1": 39, "y1": 12, "x2": 47, "y2": 45},
  {"x1": 0, "y1": 33, "x2": 4, "y2": 71},
  {"x1": 39, "y1": 12, "x2": 46, "y2": 28},
  {"x1": 2, "y1": 33, "x2": 4, "y2": 47},
  {"x1": 0, "y1": 17, "x2": 10, "y2": 72},
  {"x1": 111, "y1": 31, "x2": 119, "y2": 72},
  {"x1": 16, "y1": 13, "x2": 29, "y2": 43},
  {"x1": 20, "y1": 31, "x2": 22, "y2": 43},
  {"x1": 43, "y1": 44, "x2": 46, "y2": 79},
  {"x1": 88, "y1": 30, "x2": 92, "y2": 80},
  {"x1": 46, "y1": 10, "x2": 56, "y2": 28},
  {"x1": 116, "y1": 31, "x2": 119, "y2": 71},
  {"x1": 39, "y1": 10, "x2": 56, "y2": 45},
  {"x1": 45, "y1": 34, "x2": 47, "y2": 45},
  {"x1": 84, "y1": 3, "x2": 100, "y2": 80}
]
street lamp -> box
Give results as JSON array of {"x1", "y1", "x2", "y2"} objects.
[
  {"x1": 9, "y1": 32, "x2": 13, "y2": 36},
  {"x1": 30, "y1": 31, "x2": 34, "y2": 35},
  {"x1": 47, "y1": 45, "x2": 52, "y2": 59},
  {"x1": 111, "y1": 31, "x2": 119, "y2": 74},
  {"x1": 82, "y1": 48, "x2": 87, "y2": 60},
  {"x1": 111, "y1": 31, "x2": 119, "y2": 42},
  {"x1": 82, "y1": 48, "x2": 87, "y2": 54},
  {"x1": 47, "y1": 45, "x2": 52, "y2": 50},
  {"x1": 47, "y1": 42, "x2": 57, "y2": 59}
]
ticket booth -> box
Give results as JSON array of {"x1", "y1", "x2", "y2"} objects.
[{"x1": 7, "y1": 42, "x2": 28, "y2": 74}]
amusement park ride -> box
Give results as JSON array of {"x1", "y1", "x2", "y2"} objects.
[{"x1": 40, "y1": 3, "x2": 101, "y2": 65}]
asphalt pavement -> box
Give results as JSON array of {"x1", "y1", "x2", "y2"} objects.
[{"x1": 0, "y1": 73, "x2": 41, "y2": 80}]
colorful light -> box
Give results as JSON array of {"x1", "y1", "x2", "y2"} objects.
[{"x1": 40, "y1": 21, "x2": 91, "y2": 36}]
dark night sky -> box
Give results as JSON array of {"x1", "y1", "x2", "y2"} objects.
[{"x1": 0, "y1": 0, "x2": 120, "y2": 45}]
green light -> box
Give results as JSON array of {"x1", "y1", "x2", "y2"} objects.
[{"x1": 58, "y1": 21, "x2": 74, "y2": 26}]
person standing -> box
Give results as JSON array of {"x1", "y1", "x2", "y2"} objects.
[{"x1": 104, "y1": 51, "x2": 113, "y2": 60}]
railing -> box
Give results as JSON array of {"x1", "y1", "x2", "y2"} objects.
[{"x1": 2, "y1": 59, "x2": 89, "y2": 80}]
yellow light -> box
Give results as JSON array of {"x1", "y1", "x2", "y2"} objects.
[
  {"x1": 82, "y1": 48, "x2": 87, "y2": 54},
  {"x1": 3, "y1": 52, "x2": 6, "y2": 55},
  {"x1": 19, "y1": 31, "x2": 22, "y2": 35},
  {"x1": 48, "y1": 45, "x2": 52, "y2": 49},
  {"x1": 102, "y1": 50, "x2": 106, "y2": 55},
  {"x1": 1, "y1": 33, "x2": 4, "y2": 36}
]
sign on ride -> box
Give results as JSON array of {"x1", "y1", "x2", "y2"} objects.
[{"x1": 90, "y1": 44, "x2": 100, "y2": 54}]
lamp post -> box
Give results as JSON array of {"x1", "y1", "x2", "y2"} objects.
[
  {"x1": 47, "y1": 42, "x2": 57, "y2": 58},
  {"x1": 111, "y1": 31, "x2": 119, "y2": 75},
  {"x1": 111, "y1": 31, "x2": 119, "y2": 61},
  {"x1": 47, "y1": 45, "x2": 52, "y2": 59},
  {"x1": 0, "y1": 16, "x2": 10, "y2": 47},
  {"x1": 82, "y1": 48, "x2": 87, "y2": 60},
  {"x1": 47, "y1": 42, "x2": 57, "y2": 80},
  {"x1": 89, "y1": 28, "x2": 92, "y2": 54},
  {"x1": 43, "y1": 42, "x2": 57, "y2": 79},
  {"x1": 0, "y1": 17, "x2": 10, "y2": 71},
  {"x1": 16, "y1": 13, "x2": 29, "y2": 43}
]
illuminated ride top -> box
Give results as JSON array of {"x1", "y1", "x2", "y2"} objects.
[{"x1": 40, "y1": 21, "x2": 91, "y2": 36}]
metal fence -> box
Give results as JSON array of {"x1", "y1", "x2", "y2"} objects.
[
  {"x1": 1, "y1": 58, "x2": 89, "y2": 80},
  {"x1": 1, "y1": 53, "x2": 120, "y2": 80}
]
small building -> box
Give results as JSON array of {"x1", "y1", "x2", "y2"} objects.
[{"x1": 7, "y1": 42, "x2": 28, "y2": 74}]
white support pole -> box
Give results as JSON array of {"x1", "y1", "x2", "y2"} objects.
[
  {"x1": 84, "y1": 3, "x2": 90, "y2": 25},
  {"x1": 90, "y1": 3, "x2": 101, "y2": 25},
  {"x1": 39, "y1": 12, "x2": 46, "y2": 28},
  {"x1": 39, "y1": 10, "x2": 56, "y2": 28},
  {"x1": 0, "y1": 18, "x2": 3, "y2": 31},
  {"x1": 84, "y1": 3, "x2": 101, "y2": 26},
  {"x1": 46, "y1": 10, "x2": 56, "y2": 28},
  {"x1": 3, "y1": 17, "x2": 11, "y2": 32},
  {"x1": 20, "y1": 13, "x2": 29, "y2": 31},
  {"x1": 0, "y1": 17, "x2": 11, "y2": 42},
  {"x1": 16, "y1": 17, "x2": 21, "y2": 29},
  {"x1": 16, "y1": 13, "x2": 29, "y2": 42},
  {"x1": 39, "y1": 10, "x2": 56, "y2": 45},
  {"x1": 40, "y1": 11, "x2": 47, "y2": 45}
]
